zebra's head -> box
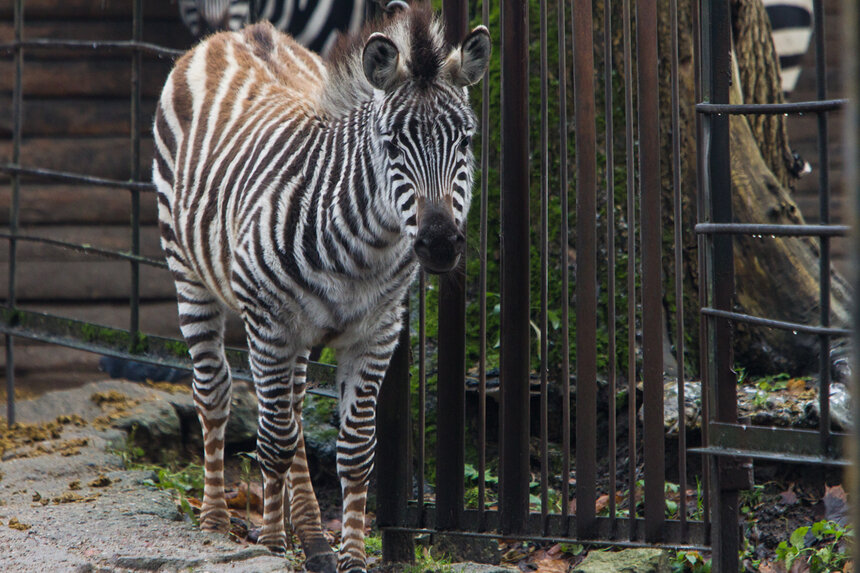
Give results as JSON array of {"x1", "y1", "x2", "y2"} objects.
[{"x1": 362, "y1": 9, "x2": 490, "y2": 274}]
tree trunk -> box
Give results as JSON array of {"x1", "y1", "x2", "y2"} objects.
[{"x1": 655, "y1": 0, "x2": 851, "y2": 375}]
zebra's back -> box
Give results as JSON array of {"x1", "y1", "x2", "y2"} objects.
[{"x1": 153, "y1": 22, "x2": 328, "y2": 310}]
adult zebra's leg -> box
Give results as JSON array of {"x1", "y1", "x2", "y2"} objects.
[
  {"x1": 335, "y1": 318, "x2": 402, "y2": 573},
  {"x1": 175, "y1": 279, "x2": 233, "y2": 532},
  {"x1": 289, "y1": 349, "x2": 337, "y2": 573},
  {"x1": 245, "y1": 326, "x2": 300, "y2": 555}
]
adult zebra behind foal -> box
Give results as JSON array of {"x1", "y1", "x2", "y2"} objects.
[{"x1": 152, "y1": 4, "x2": 490, "y2": 572}]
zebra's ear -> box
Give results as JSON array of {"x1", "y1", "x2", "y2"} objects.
[
  {"x1": 363, "y1": 33, "x2": 404, "y2": 91},
  {"x1": 448, "y1": 25, "x2": 491, "y2": 87}
]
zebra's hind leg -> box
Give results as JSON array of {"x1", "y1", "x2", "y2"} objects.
[
  {"x1": 289, "y1": 349, "x2": 337, "y2": 573},
  {"x1": 176, "y1": 280, "x2": 233, "y2": 532}
]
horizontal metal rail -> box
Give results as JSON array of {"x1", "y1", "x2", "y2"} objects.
[
  {"x1": 689, "y1": 423, "x2": 850, "y2": 466},
  {"x1": 0, "y1": 39, "x2": 184, "y2": 59},
  {"x1": 391, "y1": 508, "x2": 708, "y2": 549},
  {"x1": 700, "y1": 307, "x2": 851, "y2": 337},
  {"x1": 695, "y1": 222, "x2": 849, "y2": 237},
  {"x1": 0, "y1": 164, "x2": 155, "y2": 192},
  {"x1": 0, "y1": 232, "x2": 168, "y2": 268},
  {"x1": 0, "y1": 307, "x2": 337, "y2": 398},
  {"x1": 696, "y1": 99, "x2": 846, "y2": 115}
]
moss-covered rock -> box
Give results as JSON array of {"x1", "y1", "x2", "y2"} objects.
[{"x1": 572, "y1": 548, "x2": 669, "y2": 573}]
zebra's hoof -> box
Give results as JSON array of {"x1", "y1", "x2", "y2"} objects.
[
  {"x1": 258, "y1": 534, "x2": 287, "y2": 555},
  {"x1": 305, "y1": 552, "x2": 338, "y2": 573},
  {"x1": 266, "y1": 543, "x2": 287, "y2": 556}
]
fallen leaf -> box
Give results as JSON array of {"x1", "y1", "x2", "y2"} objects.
[
  {"x1": 88, "y1": 475, "x2": 112, "y2": 488},
  {"x1": 787, "y1": 379, "x2": 807, "y2": 394},
  {"x1": 757, "y1": 560, "x2": 782, "y2": 573},
  {"x1": 68, "y1": 480, "x2": 81, "y2": 491},
  {"x1": 824, "y1": 484, "x2": 850, "y2": 525},
  {"x1": 52, "y1": 492, "x2": 83, "y2": 504},
  {"x1": 8, "y1": 517, "x2": 30, "y2": 531},
  {"x1": 779, "y1": 485, "x2": 798, "y2": 505},
  {"x1": 595, "y1": 494, "x2": 610, "y2": 514}
]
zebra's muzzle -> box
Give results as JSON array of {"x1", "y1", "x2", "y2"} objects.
[{"x1": 414, "y1": 204, "x2": 464, "y2": 274}]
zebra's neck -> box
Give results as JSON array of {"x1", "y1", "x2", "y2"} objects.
[{"x1": 303, "y1": 103, "x2": 409, "y2": 275}]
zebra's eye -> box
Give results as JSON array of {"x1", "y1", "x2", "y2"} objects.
[
  {"x1": 459, "y1": 135, "x2": 472, "y2": 151},
  {"x1": 384, "y1": 140, "x2": 400, "y2": 159}
]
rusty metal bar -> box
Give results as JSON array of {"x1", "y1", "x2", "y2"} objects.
[
  {"x1": 539, "y1": 0, "x2": 550, "y2": 532},
  {"x1": 130, "y1": 0, "x2": 142, "y2": 343},
  {"x1": 0, "y1": 39, "x2": 183, "y2": 59},
  {"x1": 693, "y1": 0, "x2": 712, "y2": 541},
  {"x1": 557, "y1": 0, "x2": 572, "y2": 534},
  {"x1": 702, "y1": 0, "x2": 740, "y2": 566},
  {"x1": 435, "y1": 0, "x2": 469, "y2": 532},
  {"x1": 417, "y1": 272, "x2": 427, "y2": 525},
  {"x1": 812, "y1": 0, "x2": 833, "y2": 458},
  {"x1": 573, "y1": 0, "x2": 598, "y2": 539},
  {"x1": 696, "y1": 99, "x2": 846, "y2": 114},
  {"x1": 0, "y1": 164, "x2": 156, "y2": 192},
  {"x1": 603, "y1": 0, "x2": 618, "y2": 534},
  {"x1": 636, "y1": 0, "x2": 665, "y2": 543},
  {"x1": 498, "y1": 0, "x2": 531, "y2": 535},
  {"x1": 700, "y1": 308, "x2": 851, "y2": 337},
  {"x1": 622, "y1": 0, "x2": 638, "y2": 540},
  {"x1": 5, "y1": 0, "x2": 23, "y2": 424},
  {"x1": 477, "y1": 0, "x2": 490, "y2": 532},
  {"x1": 845, "y1": 0, "x2": 860, "y2": 564},
  {"x1": 695, "y1": 222, "x2": 848, "y2": 237},
  {"x1": 0, "y1": 232, "x2": 168, "y2": 268},
  {"x1": 378, "y1": 303, "x2": 415, "y2": 563}
]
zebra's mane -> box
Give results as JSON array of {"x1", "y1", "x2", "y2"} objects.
[{"x1": 320, "y1": 3, "x2": 449, "y2": 119}]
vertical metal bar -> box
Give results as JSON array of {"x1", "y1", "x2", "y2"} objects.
[
  {"x1": 130, "y1": 0, "x2": 142, "y2": 341},
  {"x1": 477, "y1": 0, "x2": 490, "y2": 532},
  {"x1": 622, "y1": 0, "x2": 638, "y2": 540},
  {"x1": 573, "y1": 0, "x2": 598, "y2": 539},
  {"x1": 435, "y1": 0, "x2": 469, "y2": 532},
  {"x1": 539, "y1": 0, "x2": 550, "y2": 532},
  {"x1": 670, "y1": 0, "x2": 688, "y2": 540},
  {"x1": 417, "y1": 272, "x2": 427, "y2": 526},
  {"x1": 693, "y1": 0, "x2": 711, "y2": 539},
  {"x1": 378, "y1": 302, "x2": 415, "y2": 563},
  {"x1": 557, "y1": 0, "x2": 572, "y2": 535},
  {"x1": 5, "y1": 0, "x2": 24, "y2": 425},
  {"x1": 498, "y1": 0, "x2": 531, "y2": 535},
  {"x1": 636, "y1": 0, "x2": 665, "y2": 544},
  {"x1": 843, "y1": 0, "x2": 860, "y2": 564},
  {"x1": 703, "y1": 0, "x2": 739, "y2": 567},
  {"x1": 603, "y1": 0, "x2": 618, "y2": 533},
  {"x1": 812, "y1": 0, "x2": 832, "y2": 457}
]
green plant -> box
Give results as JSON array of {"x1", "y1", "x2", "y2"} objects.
[
  {"x1": 775, "y1": 520, "x2": 853, "y2": 573},
  {"x1": 110, "y1": 424, "x2": 145, "y2": 468},
  {"x1": 141, "y1": 463, "x2": 205, "y2": 524},
  {"x1": 237, "y1": 451, "x2": 258, "y2": 525},
  {"x1": 404, "y1": 546, "x2": 453, "y2": 573},
  {"x1": 365, "y1": 533, "x2": 383, "y2": 558},
  {"x1": 739, "y1": 484, "x2": 765, "y2": 520},
  {"x1": 670, "y1": 550, "x2": 711, "y2": 573}
]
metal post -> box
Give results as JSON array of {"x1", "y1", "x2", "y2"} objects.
[
  {"x1": 434, "y1": 0, "x2": 469, "y2": 532},
  {"x1": 130, "y1": 0, "x2": 142, "y2": 342},
  {"x1": 573, "y1": 0, "x2": 598, "y2": 539},
  {"x1": 701, "y1": 0, "x2": 740, "y2": 568},
  {"x1": 498, "y1": 0, "x2": 531, "y2": 535},
  {"x1": 378, "y1": 303, "x2": 415, "y2": 563},
  {"x1": 5, "y1": 0, "x2": 24, "y2": 424},
  {"x1": 637, "y1": 0, "x2": 665, "y2": 543}
]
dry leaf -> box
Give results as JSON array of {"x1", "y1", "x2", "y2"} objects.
[
  {"x1": 779, "y1": 485, "x2": 798, "y2": 505},
  {"x1": 595, "y1": 494, "x2": 610, "y2": 514},
  {"x1": 787, "y1": 379, "x2": 807, "y2": 394}
]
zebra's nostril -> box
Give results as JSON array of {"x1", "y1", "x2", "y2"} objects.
[{"x1": 414, "y1": 236, "x2": 432, "y2": 258}]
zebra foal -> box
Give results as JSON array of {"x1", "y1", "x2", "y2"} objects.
[{"x1": 152, "y1": 4, "x2": 490, "y2": 572}]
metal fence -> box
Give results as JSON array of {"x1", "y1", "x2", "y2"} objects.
[{"x1": 0, "y1": 0, "x2": 855, "y2": 570}]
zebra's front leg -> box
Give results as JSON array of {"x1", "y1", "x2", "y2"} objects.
[
  {"x1": 335, "y1": 333, "x2": 399, "y2": 573},
  {"x1": 289, "y1": 349, "x2": 337, "y2": 573},
  {"x1": 247, "y1": 342, "x2": 300, "y2": 555}
]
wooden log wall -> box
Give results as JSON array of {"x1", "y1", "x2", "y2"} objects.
[{"x1": 0, "y1": 0, "x2": 246, "y2": 386}]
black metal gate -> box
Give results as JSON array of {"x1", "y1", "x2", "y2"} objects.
[{"x1": 2, "y1": 0, "x2": 857, "y2": 570}]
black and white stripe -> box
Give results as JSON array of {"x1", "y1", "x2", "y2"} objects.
[
  {"x1": 763, "y1": 0, "x2": 814, "y2": 97},
  {"x1": 153, "y1": 6, "x2": 489, "y2": 573},
  {"x1": 179, "y1": 0, "x2": 366, "y2": 55}
]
